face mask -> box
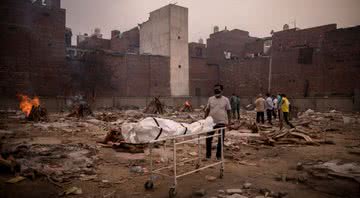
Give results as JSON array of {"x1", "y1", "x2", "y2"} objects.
[{"x1": 214, "y1": 89, "x2": 222, "y2": 96}]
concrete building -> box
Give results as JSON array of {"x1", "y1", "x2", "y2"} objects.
[{"x1": 139, "y1": 4, "x2": 189, "y2": 96}]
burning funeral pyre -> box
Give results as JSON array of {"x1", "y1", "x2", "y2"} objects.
[{"x1": 17, "y1": 94, "x2": 47, "y2": 121}]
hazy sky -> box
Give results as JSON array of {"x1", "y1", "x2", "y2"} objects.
[{"x1": 62, "y1": 0, "x2": 360, "y2": 44}]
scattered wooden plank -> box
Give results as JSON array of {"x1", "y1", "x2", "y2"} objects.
[{"x1": 290, "y1": 132, "x2": 313, "y2": 142}]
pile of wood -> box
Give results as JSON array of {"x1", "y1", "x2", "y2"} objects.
[
  {"x1": 27, "y1": 105, "x2": 48, "y2": 122},
  {"x1": 67, "y1": 103, "x2": 93, "y2": 118},
  {"x1": 257, "y1": 127, "x2": 333, "y2": 146},
  {"x1": 144, "y1": 97, "x2": 164, "y2": 114}
]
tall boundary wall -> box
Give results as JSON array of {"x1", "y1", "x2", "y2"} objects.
[{"x1": 1, "y1": 96, "x2": 358, "y2": 113}]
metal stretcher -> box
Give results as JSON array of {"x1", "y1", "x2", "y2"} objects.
[{"x1": 144, "y1": 127, "x2": 226, "y2": 198}]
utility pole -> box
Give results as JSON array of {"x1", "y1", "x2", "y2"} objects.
[{"x1": 268, "y1": 55, "x2": 272, "y2": 93}]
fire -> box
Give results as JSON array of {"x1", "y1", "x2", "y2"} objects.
[{"x1": 17, "y1": 94, "x2": 40, "y2": 117}]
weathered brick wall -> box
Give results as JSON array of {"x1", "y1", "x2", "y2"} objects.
[
  {"x1": 219, "y1": 58, "x2": 270, "y2": 97},
  {"x1": 321, "y1": 26, "x2": 360, "y2": 96},
  {"x1": 270, "y1": 24, "x2": 333, "y2": 97},
  {"x1": 244, "y1": 39, "x2": 265, "y2": 55},
  {"x1": 67, "y1": 52, "x2": 171, "y2": 98},
  {"x1": 189, "y1": 42, "x2": 206, "y2": 58},
  {"x1": 110, "y1": 27, "x2": 139, "y2": 53},
  {"x1": 77, "y1": 36, "x2": 110, "y2": 50},
  {"x1": 270, "y1": 24, "x2": 360, "y2": 97},
  {"x1": 206, "y1": 29, "x2": 257, "y2": 65},
  {"x1": 189, "y1": 57, "x2": 218, "y2": 96},
  {"x1": 0, "y1": 0, "x2": 67, "y2": 97}
]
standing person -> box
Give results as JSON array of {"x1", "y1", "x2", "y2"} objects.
[
  {"x1": 230, "y1": 93, "x2": 240, "y2": 120},
  {"x1": 254, "y1": 94, "x2": 265, "y2": 124},
  {"x1": 204, "y1": 84, "x2": 231, "y2": 160},
  {"x1": 236, "y1": 95, "x2": 240, "y2": 120},
  {"x1": 265, "y1": 93, "x2": 273, "y2": 125},
  {"x1": 272, "y1": 95, "x2": 278, "y2": 119},
  {"x1": 281, "y1": 94, "x2": 295, "y2": 128},
  {"x1": 277, "y1": 94, "x2": 283, "y2": 127}
]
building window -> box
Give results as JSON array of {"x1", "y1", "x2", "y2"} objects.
[
  {"x1": 178, "y1": 65, "x2": 181, "y2": 68},
  {"x1": 195, "y1": 47, "x2": 202, "y2": 57},
  {"x1": 298, "y1": 47, "x2": 313, "y2": 64},
  {"x1": 178, "y1": 36, "x2": 181, "y2": 39}
]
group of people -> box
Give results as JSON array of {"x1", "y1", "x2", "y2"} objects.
[
  {"x1": 204, "y1": 84, "x2": 296, "y2": 160},
  {"x1": 254, "y1": 93, "x2": 294, "y2": 128}
]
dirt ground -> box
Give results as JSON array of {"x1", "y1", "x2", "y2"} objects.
[{"x1": 0, "y1": 109, "x2": 359, "y2": 198}]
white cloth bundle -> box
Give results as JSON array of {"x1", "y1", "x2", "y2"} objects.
[{"x1": 121, "y1": 117, "x2": 215, "y2": 144}]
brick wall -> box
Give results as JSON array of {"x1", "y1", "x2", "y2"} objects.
[
  {"x1": 189, "y1": 42, "x2": 206, "y2": 58},
  {"x1": 0, "y1": 0, "x2": 67, "y2": 97},
  {"x1": 66, "y1": 52, "x2": 171, "y2": 98},
  {"x1": 77, "y1": 36, "x2": 110, "y2": 50},
  {"x1": 219, "y1": 58, "x2": 270, "y2": 97},
  {"x1": 189, "y1": 57, "x2": 218, "y2": 96},
  {"x1": 110, "y1": 27, "x2": 139, "y2": 53},
  {"x1": 321, "y1": 26, "x2": 360, "y2": 96},
  {"x1": 206, "y1": 29, "x2": 257, "y2": 65},
  {"x1": 270, "y1": 24, "x2": 360, "y2": 97}
]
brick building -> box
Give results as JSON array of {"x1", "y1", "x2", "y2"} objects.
[
  {"x1": 189, "y1": 24, "x2": 360, "y2": 100},
  {"x1": 0, "y1": 2, "x2": 359, "y2": 111},
  {"x1": 270, "y1": 24, "x2": 360, "y2": 97},
  {"x1": 0, "y1": 0, "x2": 67, "y2": 97}
]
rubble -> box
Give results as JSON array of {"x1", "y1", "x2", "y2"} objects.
[
  {"x1": 226, "y1": 189, "x2": 243, "y2": 195},
  {"x1": 68, "y1": 103, "x2": 94, "y2": 118},
  {"x1": 0, "y1": 106, "x2": 359, "y2": 197},
  {"x1": 6, "y1": 176, "x2": 26, "y2": 183},
  {"x1": 2, "y1": 143, "x2": 97, "y2": 182},
  {"x1": 193, "y1": 188, "x2": 206, "y2": 196}
]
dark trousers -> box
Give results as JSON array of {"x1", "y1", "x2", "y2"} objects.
[
  {"x1": 283, "y1": 112, "x2": 295, "y2": 128},
  {"x1": 206, "y1": 123, "x2": 225, "y2": 159},
  {"x1": 266, "y1": 109, "x2": 273, "y2": 124},
  {"x1": 256, "y1": 112, "x2": 264, "y2": 124},
  {"x1": 232, "y1": 106, "x2": 240, "y2": 119},
  {"x1": 272, "y1": 109, "x2": 277, "y2": 119}
]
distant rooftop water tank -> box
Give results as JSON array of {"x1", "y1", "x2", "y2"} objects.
[
  {"x1": 198, "y1": 38, "x2": 204, "y2": 44},
  {"x1": 213, "y1": 26, "x2": 219, "y2": 33}
]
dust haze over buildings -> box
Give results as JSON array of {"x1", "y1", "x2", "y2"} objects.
[{"x1": 62, "y1": 0, "x2": 360, "y2": 44}]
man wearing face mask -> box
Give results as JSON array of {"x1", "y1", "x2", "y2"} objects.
[{"x1": 204, "y1": 84, "x2": 231, "y2": 160}]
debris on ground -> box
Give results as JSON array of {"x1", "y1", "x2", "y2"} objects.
[
  {"x1": 2, "y1": 143, "x2": 97, "y2": 183},
  {"x1": 68, "y1": 103, "x2": 94, "y2": 118},
  {"x1": 60, "y1": 186, "x2": 83, "y2": 196},
  {"x1": 0, "y1": 106, "x2": 359, "y2": 197},
  {"x1": 6, "y1": 176, "x2": 26, "y2": 183}
]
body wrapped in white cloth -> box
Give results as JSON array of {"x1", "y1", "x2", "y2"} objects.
[{"x1": 121, "y1": 116, "x2": 215, "y2": 144}]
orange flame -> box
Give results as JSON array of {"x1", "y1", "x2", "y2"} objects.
[{"x1": 17, "y1": 94, "x2": 40, "y2": 117}]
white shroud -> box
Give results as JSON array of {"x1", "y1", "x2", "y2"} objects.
[{"x1": 121, "y1": 116, "x2": 215, "y2": 144}]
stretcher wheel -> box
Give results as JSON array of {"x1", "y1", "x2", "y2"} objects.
[
  {"x1": 220, "y1": 168, "x2": 224, "y2": 179},
  {"x1": 144, "y1": 180, "x2": 154, "y2": 190},
  {"x1": 169, "y1": 187, "x2": 177, "y2": 198}
]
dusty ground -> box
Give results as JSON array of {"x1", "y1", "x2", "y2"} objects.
[{"x1": 0, "y1": 109, "x2": 359, "y2": 198}]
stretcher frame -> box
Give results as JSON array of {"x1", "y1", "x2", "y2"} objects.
[{"x1": 144, "y1": 127, "x2": 226, "y2": 198}]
